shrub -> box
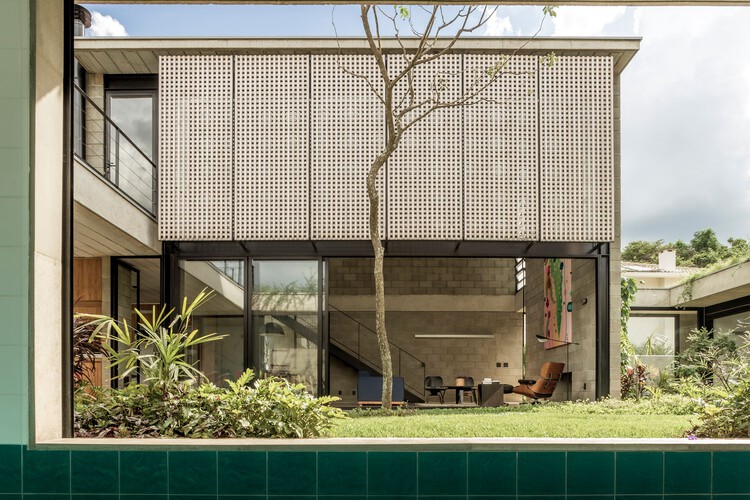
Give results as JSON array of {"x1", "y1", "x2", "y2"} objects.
[
  {"x1": 691, "y1": 378, "x2": 750, "y2": 438},
  {"x1": 75, "y1": 369, "x2": 346, "y2": 438},
  {"x1": 75, "y1": 294, "x2": 346, "y2": 439},
  {"x1": 670, "y1": 325, "x2": 750, "y2": 437}
]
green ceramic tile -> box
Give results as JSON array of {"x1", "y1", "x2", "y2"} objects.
[
  {"x1": 218, "y1": 497, "x2": 265, "y2": 500},
  {"x1": 0, "y1": 247, "x2": 22, "y2": 296},
  {"x1": 0, "y1": 397, "x2": 22, "y2": 444},
  {"x1": 119, "y1": 496, "x2": 168, "y2": 500},
  {"x1": 517, "y1": 452, "x2": 565, "y2": 496},
  {"x1": 0, "y1": 1, "x2": 21, "y2": 48},
  {"x1": 615, "y1": 452, "x2": 663, "y2": 495},
  {"x1": 267, "y1": 452, "x2": 315, "y2": 496},
  {"x1": 568, "y1": 452, "x2": 615, "y2": 495},
  {"x1": 366, "y1": 497, "x2": 415, "y2": 500},
  {"x1": 318, "y1": 497, "x2": 366, "y2": 500},
  {"x1": 418, "y1": 452, "x2": 467, "y2": 496},
  {"x1": 0, "y1": 495, "x2": 20, "y2": 500},
  {"x1": 0, "y1": 149, "x2": 23, "y2": 199},
  {"x1": 0, "y1": 294, "x2": 22, "y2": 346},
  {"x1": 0, "y1": 199, "x2": 23, "y2": 247},
  {"x1": 169, "y1": 496, "x2": 217, "y2": 500},
  {"x1": 0, "y1": 346, "x2": 22, "y2": 395},
  {"x1": 70, "y1": 451, "x2": 118, "y2": 494},
  {"x1": 0, "y1": 445, "x2": 21, "y2": 493},
  {"x1": 715, "y1": 496, "x2": 750, "y2": 499},
  {"x1": 468, "y1": 496, "x2": 516, "y2": 500},
  {"x1": 22, "y1": 449, "x2": 70, "y2": 494},
  {"x1": 217, "y1": 451, "x2": 266, "y2": 495},
  {"x1": 568, "y1": 496, "x2": 614, "y2": 500},
  {"x1": 317, "y1": 452, "x2": 365, "y2": 496},
  {"x1": 268, "y1": 496, "x2": 315, "y2": 500},
  {"x1": 0, "y1": 99, "x2": 26, "y2": 149},
  {"x1": 72, "y1": 495, "x2": 119, "y2": 500},
  {"x1": 419, "y1": 497, "x2": 467, "y2": 500},
  {"x1": 367, "y1": 452, "x2": 417, "y2": 496},
  {"x1": 616, "y1": 497, "x2": 662, "y2": 500},
  {"x1": 20, "y1": 496, "x2": 70, "y2": 500},
  {"x1": 665, "y1": 496, "x2": 710, "y2": 500},
  {"x1": 664, "y1": 452, "x2": 710, "y2": 494},
  {"x1": 0, "y1": 51, "x2": 22, "y2": 99},
  {"x1": 119, "y1": 451, "x2": 167, "y2": 495},
  {"x1": 169, "y1": 451, "x2": 217, "y2": 495},
  {"x1": 714, "y1": 451, "x2": 750, "y2": 493},
  {"x1": 467, "y1": 451, "x2": 516, "y2": 496}
]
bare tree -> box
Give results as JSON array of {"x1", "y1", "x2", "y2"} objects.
[{"x1": 334, "y1": 5, "x2": 555, "y2": 407}]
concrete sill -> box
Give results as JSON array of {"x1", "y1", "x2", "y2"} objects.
[{"x1": 34, "y1": 437, "x2": 750, "y2": 452}]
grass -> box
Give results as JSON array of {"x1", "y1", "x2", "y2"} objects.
[{"x1": 329, "y1": 399, "x2": 698, "y2": 438}]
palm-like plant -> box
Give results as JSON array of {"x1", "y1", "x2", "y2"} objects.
[{"x1": 77, "y1": 289, "x2": 226, "y2": 392}]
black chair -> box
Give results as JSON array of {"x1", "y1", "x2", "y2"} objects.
[
  {"x1": 461, "y1": 376, "x2": 478, "y2": 404},
  {"x1": 424, "y1": 376, "x2": 447, "y2": 404}
]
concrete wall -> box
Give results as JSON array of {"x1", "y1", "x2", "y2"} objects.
[
  {"x1": 328, "y1": 258, "x2": 523, "y2": 403},
  {"x1": 525, "y1": 259, "x2": 597, "y2": 401},
  {"x1": 329, "y1": 257, "x2": 516, "y2": 296}
]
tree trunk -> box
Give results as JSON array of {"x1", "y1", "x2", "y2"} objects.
[{"x1": 367, "y1": 154, "x2": 392, "y2": 408}]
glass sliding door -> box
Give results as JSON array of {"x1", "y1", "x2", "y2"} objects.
[
  {"x1": 178, "y1": 259, "x2": 246, "y2": 385},
  {"x1": 251, "y1": 261, "x2": 320, "y2": 393}
]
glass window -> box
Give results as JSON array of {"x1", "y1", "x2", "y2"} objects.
[
  {"x1": 108, "y1": 94, "x2": 154, "y2": 160},
  {"x1": 627, "y1": 315, "x2": 676, "y2": 372},
  {"x1": 106, "y1": 93, "x2": 156, "y2": 211},
  {"x1": 713, "y1": 311, "x2": 750, "y2": 335},
  {"x1": 179, "y1": 259, "x2": 246, "y2": 385},
  {"x1": 251, "y1": 261, "x2": 319, "y2": 393}
]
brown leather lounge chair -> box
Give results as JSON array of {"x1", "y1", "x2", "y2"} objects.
[{"x1": 512, "y1": 362, "x2": 565, "y2": 402}]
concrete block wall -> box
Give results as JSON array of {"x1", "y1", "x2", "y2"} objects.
[
  {"x1": 329, "y1": 257, "x2": 516, "y2": 296},
  {"x1": 525, "y1": 259, "x2": 597, "y2": 401}
]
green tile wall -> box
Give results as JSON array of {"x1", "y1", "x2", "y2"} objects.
[
  {"x1": 0, "y1": 0, "x2": 30, "y2": 447},
  {"x1": 1, "y1": 447, "x2": 750, "y2": 499}
]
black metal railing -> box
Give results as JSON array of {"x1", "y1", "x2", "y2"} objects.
[
  {"x1": 73, "y1": 84, "x2": 157, "y2": 216},
  {"x1": 329, "y1": 304, "x2": 425, "y2": 399}
]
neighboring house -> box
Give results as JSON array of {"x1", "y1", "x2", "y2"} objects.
[
  {"x1": 623, "y1": 249, "x2": 750, "y2": 370},
  {"x1": 70, "y1": 29, "x2": 638, "y2": 404}
]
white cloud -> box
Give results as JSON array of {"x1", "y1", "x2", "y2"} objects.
[
  {"x1": 484, "y1": 13, "x2": 514, "y2": 36},
  {"x1": 88, "y1": 11, "x2": 128, "y2": 37},
  {"x1": 619, "y1": 7, "x2": 750, "y2": 243},
  {"x1": 551, "y1": 6, "x2": 627, "y2": 36}
]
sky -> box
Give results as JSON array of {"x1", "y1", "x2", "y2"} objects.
[{"x1": 82, "y1": 4, "x2": 750, "y2": 246}]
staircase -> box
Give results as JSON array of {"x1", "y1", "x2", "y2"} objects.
[{"x1": 329, "y1": 305, "x2": 426, "y2": 403}]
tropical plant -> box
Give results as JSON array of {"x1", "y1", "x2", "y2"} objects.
[
  {"x1": 74, "y1": 369, "x2": 346, "y2": 438},
  {"x1": 674, "y1": 327, "x2": 744, "y2": 390},
  {"x1": 78, "y1": 289, "x2": 227, "y2": 392},
  {"x1": 72, "y1": 315, "x2": 108, "y2": 386}
]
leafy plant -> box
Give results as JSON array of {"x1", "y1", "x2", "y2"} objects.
[
  {"x1": 620, "y1": 277, "x2": 638, "y2": 377},
  {"x1": 674, "y1": 327, "x2": 744, "y2": 390},
  {"x1": 74, "y1": 369, "x2": 346, "y2": 438},
  {"x1": 78, "y1": 289, "x2": 227, "y2": 392},
  {"x1": 73, "y1": 316, "x2": 108, "y2": 386}
]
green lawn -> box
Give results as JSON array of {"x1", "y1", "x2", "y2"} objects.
[{"x1": 330, "y1": 401, "x2": 698, "y2": 438}]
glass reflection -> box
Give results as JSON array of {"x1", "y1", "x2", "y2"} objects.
[
  {"x1": 179, "y1": 260, "x2": 245, "y2": 385},
  {"x1": 252, "y1": 261, "x2": 319, "y2": 393}
]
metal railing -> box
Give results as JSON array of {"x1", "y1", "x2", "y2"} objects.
[
  {"x1": 329, "y1": 304, "x2": 426, "y2": 399},
  {"x1": 73, "y1": 84, "x2": 157, "y2": 216}
]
